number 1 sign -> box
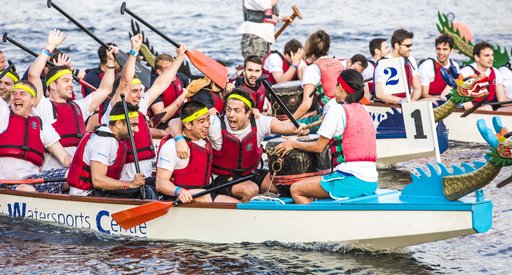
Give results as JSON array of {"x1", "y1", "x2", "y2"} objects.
[
  {"x1": 377, "y1": 57, "x2": 410, "y2": 100},
  {"x1": 401, "y1": 101, "x2": 442, "y2": 163}
]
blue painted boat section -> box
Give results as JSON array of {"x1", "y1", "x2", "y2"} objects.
[{"x1": 472, "y1": 201, "x2": 493, "y2": 233}]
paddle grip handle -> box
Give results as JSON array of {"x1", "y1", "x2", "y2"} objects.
[
  {"x1": 261, "y1": 80, "x2": 301, "y2": 128},
  {"x1": 121, "y1": 3, "x2": 180, "y2": 48},
  {"x1": 173, "y1": 174, "x2": 254, "y2": 206}
]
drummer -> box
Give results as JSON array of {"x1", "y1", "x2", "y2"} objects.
[
  {"x1": 273, "y1": 69, "x2": 378, "y2": 204},
  {"x1": 169, "y1": 89, "x2": 308, "y2": 202}
]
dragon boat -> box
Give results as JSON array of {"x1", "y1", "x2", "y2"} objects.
[{"x1": 1, "y1": 115, "x2": 511, "y2": 250}]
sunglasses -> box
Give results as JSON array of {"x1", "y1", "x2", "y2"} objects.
[{"x1": 401, "y1": 43, "x2": 413, "y2": 48}]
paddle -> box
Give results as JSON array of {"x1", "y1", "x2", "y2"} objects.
[
  {"x1": 0, "y1": 62, "x2": 14, "y2": 80},
  {"x1": 258, "y1": 75, "x2": 300, "y2": 128},
  {"x1": 3, "y1": 32, "x2": 97, "y2": 91},
  {"x1": 496, "y1": 174, "x2": 512, "y2": 188},
  {"x1": 120, "y1": 2, "x2": 228, "y2": 89},
  {"x1": 112, "y1": 174, "x2": 254, "y2": 229},
  {"x1": 461, "y1": 98, "x2": 512, "y2": 117},
  {"x1": 47, "y1": 0, "x2": 152, "y2": 88},
  {"x1": 0, "y1": 178, "x2": 67, "y2": 185},
  {"x1": 274, "y1": 5, "x2": 302, "y2": 39},
  {"x1": 120, "y1": 93, "x2": 144, "y2": 199}
]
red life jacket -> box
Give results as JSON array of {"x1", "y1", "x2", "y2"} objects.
[
  {"x1": 161, "y1": 77, "x2": 184, "y2": 109},
  {"x1": 50, "y1": 100, "x2": 86, "y2": 147},
  {"x1": 262, "y1": 51, "x2": 298, "y2": 84},
  {"x1": 425, "y1": 58, "x2": 454, "y2": 95},
  {"x1": 315, "y1": 58, "x2": 345, "y2": 103},
  {"x1": 123, "y1": 111, "x2": 156, "y2": 163},
  {"x1": 158, "y1": 135, "x2": 213, "y2": 188},
  {"x1": 67, "y1": 131, "x2": 127, "y2": 191},
  {"x1": 210, "y1": 90, "x2": 225, "y2": 114},
  {"x1": 395, "y1": 59, "x2": 414, "y2": 98},
  {"x1": 367, "y1": 60, "x2": 376, "y2": 95},
  {"x1": 468, "y1": 65, "x2": 497, "y2": 103},
  {"x1": 235, "y1": 77, "x2": 267, "y2": 112},
  {"x1": 212, "y1": 116, "x2": 263, "y2": 176},
  {"x1": 0, "y1": 113, "x2": 45, "y2": 167},
  {"x1": 330, "y1": 103, "x2": 377, "y2": 167}
]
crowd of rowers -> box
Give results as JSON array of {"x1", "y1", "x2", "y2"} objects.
[{"x1": 0, "y1": 26, "x2": 511, "y2": 205}]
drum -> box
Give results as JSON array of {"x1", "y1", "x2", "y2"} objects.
[
  {"x1": 265, "y1": 134, "x2": 331, "y2": 196},
  {"x1": 270, "y1": 80, "x2": 317, "y2": 119}
]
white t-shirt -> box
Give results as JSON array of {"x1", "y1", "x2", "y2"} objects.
[
  {"x1": 263, "y1": 52, "x2": 306, "y2": 74},
  {"x1": 237, "y1": 0, "x2": 275, "y2": 43},
  {"x1": 418, "y1": 58, "x2": 460, "y2": 86},
  {"x1": 102, "y1": 95, "x2": 153, "y2": 180},
  {"x1": 0, "y1": 98, "x2": 61, "y2": 179},
  {"x1": 316, "y1": 98, "x2": 378, "y2": 182},
  {"x1": 499, "y1": 65, "x2": 512, "y2": 98},
  {"x1": 82, "y1": 126, "x2": 119, "y2": 166},
  {"x1": 459, "y1": 63, "x2": 503, "y2": 85},
  {"x1": 209, "y1": 115, "x2": 273, "y2": 150},
  {"x1": 361, "y1": 58, "x2": 375, "y2": 83},
  {"x1": 157, "y1": 137, "x2": 208, "y2": 174},
  {"x1": 32, "y1": 96, "x2": 93, "y2": 170},
  {"x1": 375, "y1": 56, "x2": 419, "y2": 84}
]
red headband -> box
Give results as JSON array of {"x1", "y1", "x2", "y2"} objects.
[{"x1": 337, "y1": 75, "x2": 356, "y2": 94}]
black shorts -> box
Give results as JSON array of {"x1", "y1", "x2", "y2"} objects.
[{"x1": 211, "y1": 169, "x2": 269, "y2": 196}]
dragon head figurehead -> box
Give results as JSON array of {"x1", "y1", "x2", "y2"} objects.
[
  {"x1": 478, "y1": 116, "x2": 512, "y2": 165},
  {"x1": 441, "y1": 68, "x2": 489, "y2": 104}
]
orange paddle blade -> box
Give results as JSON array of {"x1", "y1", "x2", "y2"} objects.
[
  {"x1": 0, "y1": 178, "x2": 45, "y2": 184},
  {"x1": 359, "y1": 96, "x2": 372, "y2": 105},
  {"x1": 112, "y1": 201, "x2": 173, "y2": 230},
  {"x1": 186, "y1": 49, "x2": 227, "y2": 89}
]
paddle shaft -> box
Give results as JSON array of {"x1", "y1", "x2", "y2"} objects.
[
  {"x1": 121, "y1": 4, "x2": 179, "y2": 48},
  {"x1": 0, "y1": 64, "x2": 14, "y2": 79},
  {"x1": 461, "y1": 98, "x2": 512, "y2": 117},
  {"x1": 261, "y1": 80, "x2": 300, "y2": 128},
  {"x1": 0, "y1": 178, "x2": 67, "y2": 184},
  {"x1": 174, "y1": 174, "x2": 254, "y2": 206},
  {"x1": 120, "y1": 93, "x2": 143, "y2": 199},
  {"x1": 3, "y1": 33, "x2": 97, "y2": 91},
  {"x1": 496, "y1": 174, "x2": 512, "y2": 188},
  {"x1": 274, "y1": 14, "x2": 297, "y2": 39},
  {"x1": 461, "y1": 96, "x2": 487, "y2": 118}
]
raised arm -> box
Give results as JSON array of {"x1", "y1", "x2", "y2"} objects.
[
  {"x1": 28, "y1": 29, "x2": 66, "y2": 106},
  {"x1": 272, "y1": 49, "x2": 304, "y2": 83},
  {"x1": 87, "y1": 46, "x2": 118, "y2": 113},
  {"x1": 145, "y1": 44, "x2": 187, "y2": 105},
  {"x1": 111, "y1": 34, "x2": 142, "y2": 106}
]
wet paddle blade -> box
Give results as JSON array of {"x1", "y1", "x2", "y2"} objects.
[
  {"x1": 115, "y1": 50, "x2": 152, "y2": 88},
  {"x1": 112, "y1": 201, "x2": 173, "y2": 229},
  {"x1": 186, "y1": 49, "x2": 227, "y2": 89}
]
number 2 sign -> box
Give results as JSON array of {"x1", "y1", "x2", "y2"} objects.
[{"x1": 377, "y1": 57, "x2": 409, "y2": 97}]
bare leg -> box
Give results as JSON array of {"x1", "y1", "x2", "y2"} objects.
[
  {"x1": 231, "y1": 181, "x2": 259, "y2": 202},
  {"x1": 259, "y1": 173, "x2": 278, "y2": 194},
  {"x1": 214, "y1": 194, "x2": 240, "y2": 203},
  {"x1": 15, "y1": 184, "x2": 36, "y2": 192},
  {"x1": 290, "y1": 176, "x2": 329, "y2": 204}
]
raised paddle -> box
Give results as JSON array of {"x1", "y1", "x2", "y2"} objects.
[
  {"x1": 3, "y1": 32, "x2": 97, "y2": 92},
  {"x1": 47, "y1": 0, "x2": 152, "y2": 88},
  {"x1": 274, "y1": 5, "x2": 302, "y2": 40},
  {"x1": 0, "y1": 178, "x2": 67, "y2": 185},
  {"x1": 496, "y1": 174, "x2": 512, "y2": 188},
  {"x1": 112, "y1": 174, "x2": 254, "y2": 229},
  {"x1": 120, "y1": 93, "x2": 144, "y2": 199},
  {"x1": 120, "y1": 2, "x2": 228, "y2": 89},
  {"x1": 460, "y1": 98, "x2": 512, "y2": 117},
  {"x1": 0, "y1": 62, "x2": 14, "y2": 80},
  {"x1": 258, "y1": 75, "x2": 300, "y2": 128}
]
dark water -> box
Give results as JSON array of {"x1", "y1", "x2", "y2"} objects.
[{"x1": 1, "y1": 0, "x2": 512, "y2": 274}]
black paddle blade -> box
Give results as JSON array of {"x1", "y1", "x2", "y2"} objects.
[
  {"x1": 115, "y1": 50, "x2": 152, "y2": 88},
  {"x1": 120, "y1": 2, "x2": 127, "y2": 14},
  {"x1": 2, "y1": 32, "x2": 7, "y2": 42},
  {"x1": 496, "y1": 174, "x2": 512, "y2": 188}
]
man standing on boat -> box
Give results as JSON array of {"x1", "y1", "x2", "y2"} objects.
[
  {"x1": 262, "y1": 38, "x2": 305, "y2": 84},
  {"x1": 239, "y1": 0, "x2": 292, "y2": 60},
  {"x1": 374, "y1": 29, "x2": 425, "y2": 105},
  {"x1": 418, "y1": 34, "x2": 459, "y2": 101},
  {"x1": 459, "y1": 41, "x2": 512, "y2": 111},
  {"x1": 233, "y1": 55, "x2": 271, "y2": 113},
  {"x1": 362, "y1": 38, "x2": 390, "y2": 97},
  {"x1": 27, "y1": 29, "x2": 117, "y2": 171},
  {"x1": 170, "y1": 89, "x2": 308, "y2": 202},
  {"x1": 101, "y1": 34, "x2": 188, "y2": 187},
  {"x1": 156, "y1": 101, "x2": 240, "y2": 203},
  {"x1": 0, "y1": 80, "x2": 72, "y2": 193},
  {"x1": 67, "y1": 101, "x2": 152, "y2": 198}
]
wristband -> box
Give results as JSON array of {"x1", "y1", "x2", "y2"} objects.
[
  {"x1": 174, "y1": 186, "x2": 182, "y2": 197},
  {"x1": 106, "y1": 64, "x2": 115, "y2": 70},
  {"x1": 129, "y1": 49, "x2": 138, "y2": 57},
  {"x1": 291, "y1": 63, "x2": 298, "y2": 69},
  {"x1": 175, "y1": 135, "x2": 185, "y2": 142},
  {"x1": 42, "y1": 48, "x2": 51, "y2": 57}
]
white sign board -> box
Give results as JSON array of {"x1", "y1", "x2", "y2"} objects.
[{"x1": 377, "y1": 57, "x2": 410, "y2": 97}]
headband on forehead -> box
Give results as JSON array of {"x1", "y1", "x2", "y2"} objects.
[
  {"x1": 227, "y1": 93, "x2": 253, "y2": 108},
  {"x1": 182, "y1": 107, "x2": 209, "y2": 123},
  {"x1": 337, "y1": 75, "x2": 356, "y2": 94},
  {"x1": 132, "y1": 78, "x2": 142, "y2": 85},
  {"x1": 11, "y1": 83, "x2": 36, "y2": 98},
  {"x1": 110, "y1": 111, "x2": 139, "y2": 121},
  {"x1": 0, "y1": 71, "x2": 19, "y2": 83},
  {"x1": 45, "y1": 69, "x2": 73, "y2": 87}
]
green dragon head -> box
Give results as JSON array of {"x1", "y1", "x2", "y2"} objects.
[{"x1": 442, "y1": 69, "x2": 489, "y2": 104}]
